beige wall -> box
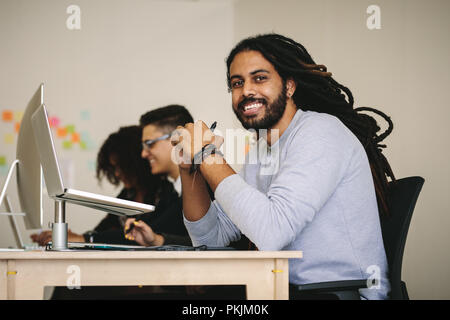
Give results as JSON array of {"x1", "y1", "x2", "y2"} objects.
[{"x1": 1, "y1": 0, "x2": 449, "y2": 299}]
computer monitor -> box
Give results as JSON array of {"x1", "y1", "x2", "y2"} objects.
[
  {"x1": 16, "y1": 83, "x2": 44, "y2": 229},
  {"x1": 31, "y1": 104, "x2": 154, "y2": 216}
]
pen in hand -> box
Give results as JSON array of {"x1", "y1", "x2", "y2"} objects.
[
  {"x1": 189, "y1": 121, "x2": 218, "y2": 173},
  {"x1": 125, "y1": 217, "x2": 142, "y2": 234}
]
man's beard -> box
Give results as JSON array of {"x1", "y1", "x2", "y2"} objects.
[{"x1": 233, "y1": 85, "x2": 287, "y2": 130}]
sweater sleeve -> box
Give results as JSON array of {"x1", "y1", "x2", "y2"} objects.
[
  {"x1": 212, "y1": 116, "x2": 356, "y2": 250},
  {"x1": 183, "y1": 199, "x2": 242, "y2": 247}
]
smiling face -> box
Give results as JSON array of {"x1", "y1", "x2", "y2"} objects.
[
  {"x1": 229, "y1": 50, "x2": 293, "y2": 130},
  {"x1": 141, "y1": 124, "x2": 178, "y2": 178}
]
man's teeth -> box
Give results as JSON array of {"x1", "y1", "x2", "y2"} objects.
[{"x1": 244, "y1": 103, "x2": 262, "y2": 111}]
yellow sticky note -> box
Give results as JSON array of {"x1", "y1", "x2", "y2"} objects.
[
  {"x1": 62, "y1": 141, "x2": 72, "y2": 149},
  {"x1": 4, "y1": 133, "x2": 14, "y2": 144},
  {"x1": 14, "y1": 111, "x2": 24, "y2": 122},
  {"x1": 66, "y1": 125, "x2": 75, "y2": 134}
]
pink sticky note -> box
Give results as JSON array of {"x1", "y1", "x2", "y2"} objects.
[{"x1": 49, "y1": 116, "x2": 60, "y2": 128}]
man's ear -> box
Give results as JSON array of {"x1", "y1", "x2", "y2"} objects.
[{"x1": 286, "y1": 79, "x2": 296, "y2": 98}]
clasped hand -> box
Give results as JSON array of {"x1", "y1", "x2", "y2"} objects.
[{"x1": 170, "y1": 120, "x2": 224, "y2": 167}]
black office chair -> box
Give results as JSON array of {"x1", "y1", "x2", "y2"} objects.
[{"x1": 290, "y1": 176, "x2": 425, "y2": 300}]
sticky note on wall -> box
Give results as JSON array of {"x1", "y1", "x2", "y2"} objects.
[
  {"x1": 4, "y1": 133, "x2": 14, "y2": 144},
  {"x1": 49, "y1": 116, "x2": 60, "y2": 128},
  {"x1": 57, "y1": 127, "x2": 67, "y2": 138},
  {"x1": 80, "y1": 110, "x2": 90, "y2": 120},
  {"x1": 62, "y1": 141, "x2": 72, "y2": 149},
  {"x1": 14, "y1": 111, "x2": 24, "y2": 122},
  {"x1": 71, "y1": 132, "x2": 80, "y2": 143},
  {"x1": 66, "y1": 125, "x2": 75, "y2": 134},
  {"x1": 0, "y1": 156, "x2": 6, "y2": 166},
  {"x1": 2, "y1": 110, "x2": 13, "y2": 122}
]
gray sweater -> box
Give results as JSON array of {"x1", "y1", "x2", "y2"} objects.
[{"x1": 184, "y1": 109, "x2": 390, "y2": 300}]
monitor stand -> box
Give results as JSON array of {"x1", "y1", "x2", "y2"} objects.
[
  {"x1": 0, "y1": 160, "x2": 23, "y2": 215},
  {"x1": 1, "y1": 160, "x2": 68, "y2": 251},
  {"x1": 49, "y1": 200, "x2": 68, "y2": 251},
  {"x1": 1, "y1": 195, "x2": 25, "y2": 249},
  {"x1": 0, "y1": 160, "x2": 26, "y2": 249}
]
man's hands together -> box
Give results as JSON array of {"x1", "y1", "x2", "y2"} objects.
[{"x1": 170, "y1": 120, "x2": 224, "y2": 169}]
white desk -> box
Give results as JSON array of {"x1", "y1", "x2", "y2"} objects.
[{"x1": 0, "y1": 250, "x2": 302, "y2": 300}]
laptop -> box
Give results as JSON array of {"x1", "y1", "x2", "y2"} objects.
[{"x1": 31, "y1": 104, "x2": 155, "y2": 216}]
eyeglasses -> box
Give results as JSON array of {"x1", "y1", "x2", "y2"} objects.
[{"x1": 142, "y1": 133, "x2": 171, "y2": 151}]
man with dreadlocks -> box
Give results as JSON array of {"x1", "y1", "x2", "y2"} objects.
[{"x1": 173, "y1": 34, "x2": 393, "y2": 300}]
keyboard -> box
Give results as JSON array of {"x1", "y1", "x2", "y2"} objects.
[{"x1": 46, "y1": 242, "x2": 236, "y2": 251}]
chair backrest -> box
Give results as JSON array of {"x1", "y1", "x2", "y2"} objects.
[{"x1": 380, "y1": 176, "x2": 424, "y2": 299}]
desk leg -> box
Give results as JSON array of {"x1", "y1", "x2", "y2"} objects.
[
  {"x1": 0, "y1": 261, "x2": 6, "y2": 300},
  {"x1": 245, "y1": 258, "x2": 289, "y2": 300},
  {"x1": 6, "y1": 260, "x2": 16, "y2": 300},
  {"x1": 5, "y1": 260, "x2": 45, "y2": 300},
  {"x1": 273, "y1": 258, "x2": 289, "y2": 300}
]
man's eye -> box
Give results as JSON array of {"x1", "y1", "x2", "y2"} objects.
[
  {"x1": 255, "y1": 75, "x2": 267, "y2": 82},
  {"x1": 232, "y1": 80, "x2": 243, "y2": 88}
]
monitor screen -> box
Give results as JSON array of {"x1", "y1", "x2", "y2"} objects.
[{"x1": 16, "y1": 83, "x2": 44, "y2": 229}]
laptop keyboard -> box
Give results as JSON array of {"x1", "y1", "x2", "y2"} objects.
[{"x1": 46, "y1": 242, "x2": 236, "y2": 251}]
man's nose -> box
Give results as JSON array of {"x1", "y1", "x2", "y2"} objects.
[{"x1": 242, "y1": 81, "x2": 256, "y2": 97}]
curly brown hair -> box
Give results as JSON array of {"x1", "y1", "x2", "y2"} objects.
[{"x1": 96, "y1": 125, "x2": 161, "y2": 201}]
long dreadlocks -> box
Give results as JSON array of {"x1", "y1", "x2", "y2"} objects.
[{"x1": 226, "y1": 33, "x2": 395, "y2": 217}]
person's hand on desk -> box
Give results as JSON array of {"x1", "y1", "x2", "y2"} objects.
[
  {"x1": 30, "y1": 229, "x2": 85, "y2": 246},
  {"x1": 124, "y1": 218, "x2": 164, "y2": 246}
]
